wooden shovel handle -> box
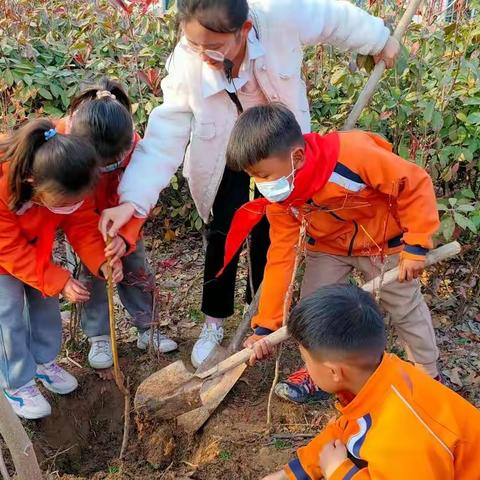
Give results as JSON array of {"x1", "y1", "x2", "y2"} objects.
[
  {"x1": 197, "y1": 242, "x2": 461, "y2": 380},
  {"x1": 361, "y1": 242, "x2": 461, "y2": 293},
  {"x1": 196, "y1": 326, "x2": 289, "y2": 379},
  {"x1": 343, "y1": 0, "x2": 423, "y2": 130}
]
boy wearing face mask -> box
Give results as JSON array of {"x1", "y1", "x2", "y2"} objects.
[{"x1": 221, "y1": 103, "x2": 441, "y2": 404}]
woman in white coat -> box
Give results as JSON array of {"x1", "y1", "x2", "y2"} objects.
[{"x1": 99, "y1": 0, "x2": 399, "y2": 370}]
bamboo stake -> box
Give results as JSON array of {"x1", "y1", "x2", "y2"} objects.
[
  {"x1": 266, "y1": 218, "x2": 308, "y2": 426},
  {"x1": 105, "y1": 238, "x2": 131, "y2": 460},
  {"x1": 105, "y1": 237, "x2": 125, "y2": 393}
]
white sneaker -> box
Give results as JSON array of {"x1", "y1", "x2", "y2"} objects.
[
  {"x1": 36, "y1": 361, "x2": 78, "y2": 394},
  {"x1": 191, "y1": 323, "x2": 224, "y2": 368},
  {"x1": 137, "y1": 329, "x2": 178, "y2": 353},
  {"x1": 4, "y1": 380, "x2": 51, "y2": 419},
  {"x1": 88, "y1": 335, "x2": 113, "y2": 369}
]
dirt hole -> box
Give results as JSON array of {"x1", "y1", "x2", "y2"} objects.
[{"x1": 32, "y1": 374, "x2": 124, "y2": 476}]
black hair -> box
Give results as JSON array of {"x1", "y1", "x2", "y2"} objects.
[
  {"x1": 226, "y1": 103, "x2": 305, "y2": 172},
  {"x1": 288, "y1": 284, "x2": 386, "y2": 359},
  {"x1": 177, "y1": 0, "x2": 249, "y2": 33},
  {"x1": 69, "y1": 78, "x2": 133, "y2": 163},
  {"x1": 0, "y1": 119, "x2": 99, "y2": 211}
]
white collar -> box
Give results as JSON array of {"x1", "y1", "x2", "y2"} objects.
[{"x1": 198, "y1": 28, "x2": 265, "y2": 98}]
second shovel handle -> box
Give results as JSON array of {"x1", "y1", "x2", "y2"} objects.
[{"x1": 198, "y1": 242, "x2": 461, "y2": 380}]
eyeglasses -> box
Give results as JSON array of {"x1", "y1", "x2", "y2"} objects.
[
  {"x1": 182, "y1": 42, "x2": 227, "y2": 62},
  {"x1": 182, "y1": 34, "x2": 239, "y2": 63}
]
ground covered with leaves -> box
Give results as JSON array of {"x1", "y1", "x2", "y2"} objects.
[{"x1": 1, "y1": 218, "x2": 476, "y2": 480}]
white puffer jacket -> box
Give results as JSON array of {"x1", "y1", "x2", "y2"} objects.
[{"x1": 119, "y1": 0, "x2": 390, "y2": 221}]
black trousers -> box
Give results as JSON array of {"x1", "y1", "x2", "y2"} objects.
[{"x1": 201, "y1": 167, "x2": 270, "y2": 318}]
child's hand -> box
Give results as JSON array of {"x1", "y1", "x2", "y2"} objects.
[
  {"x1": 319, "y1": 439, "x2": 348, "y2": 479},
  {"x1": 105, "y1": 236, "x2": 127, "y2": 263},
  {"x1": 261, "y1": 470, "x2": 288, "y2": 480},
  {"x1": 373, "y1": 36, "x2": 400, "y2": 69},
  {"x1": 398, "y1": 257, "x2": 425, "y2": 282},
  {"x1": 62, "y1": 278, "x2": 90, "y2": 303},
  {"x1": 99, "y1": 203, "x2": 136, "y2": 239},
  {"x1": 100, "y1": 259, "x2": 124, "y2": 283},
  {"x1": 244, "y1": 334, "x2": 275, "y2": 366}
]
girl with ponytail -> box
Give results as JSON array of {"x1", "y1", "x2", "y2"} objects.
[
  {"x1": 0, "y1": 118, "x2": 124, "y2": 419},
  {"x1": 54, "y1": 78, "x2": 178, "y2": 370}
]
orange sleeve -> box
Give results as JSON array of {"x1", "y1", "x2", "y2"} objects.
[
  {"x1": 60, "y1": 198, "x2": 107, "y2": 277},
  {"x1": 118, "y1": 216, "x2": 146, "y2": 254},
  {"x1": 347, "y1": 132, "x2": 439, "y2": 256},
  {"x1": 284, "y1": 420, "x2": 343, "y2": 479},
  {"x1": 252, "y1": 204, "x2": 301, "y2": 332},
  {"x1": 452, "y1": 425, "x2": 480, "y2": 479},
  {"x1": 0, "y1": 201, "x2": 69, "y2": 296}
]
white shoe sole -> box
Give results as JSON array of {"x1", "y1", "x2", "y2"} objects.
[
  {"x1": 4, "y1": 393, "x2": 51, "y2": 419},
  {"x1": 14, "y1": 408, "x2": 51, "y2": 420},
  {"x1": 36, "y1": 376, "x2": 79, "y2": 395},
  {"x1": 88, "y1": 358, "x2": 114, "y2": 370}
]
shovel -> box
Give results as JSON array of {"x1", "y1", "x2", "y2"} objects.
[{"x1": 134, "y1": 242, "x2": 461, "y2": 422}]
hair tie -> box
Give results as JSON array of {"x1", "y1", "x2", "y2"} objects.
[
  {"x1": 96, "y1": 90, "x2": 116, "y2": 100},
  {"x1": 44, "y1": 128, "x2": 57, "y2": 141}
]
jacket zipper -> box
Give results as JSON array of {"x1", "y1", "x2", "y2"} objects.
[{"x1": 328, "y1": 212, "x2": 358, "y2": 256}]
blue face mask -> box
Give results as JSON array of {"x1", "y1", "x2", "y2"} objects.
[{"x1": 255, "y1": 159, "x2": 296, "y2": 203}]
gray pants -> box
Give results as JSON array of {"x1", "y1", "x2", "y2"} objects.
[
  {"x1": 80, "y1": 240, "x2": 154, "y2": 337},
  {"x1": 0, "y1": 275, "x2": 62, "y2": 389}
]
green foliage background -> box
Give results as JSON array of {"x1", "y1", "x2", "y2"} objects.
[{"x1": 1, "y1": 0, "x2": 479, "y2": 242}]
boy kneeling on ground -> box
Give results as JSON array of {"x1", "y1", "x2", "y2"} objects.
[{"x1": 261, "y1": 284, "x2": 480, "y2": 480}]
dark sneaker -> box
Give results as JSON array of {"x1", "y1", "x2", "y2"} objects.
[{"x1": 274, "y1": 368, "x2": 331, "y2": 404}]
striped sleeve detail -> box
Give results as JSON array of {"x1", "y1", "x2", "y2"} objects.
[
  {"x1": 346, "y1": 414, "x2": 372, "y2": 459},
  {"x1": 328, "y1": 163, "x2": 366, "y2": 193},
  {"x1": 344, "y1": 465, "x2": 360, "y2": 480},
  {"x1": 404, "y1": 244, "x2": 429, "y2": 256},
  {"x1": 330, "y1": 460, "x2": 361, "y2": 480},
  {"x1": 287, "y1": 458, "x2": 310, "y2": 480},
  {"x1": 254, "y1": 326, "x2": 274, "y2": 336}
]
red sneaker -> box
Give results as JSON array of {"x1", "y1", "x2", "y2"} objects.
[{"x1": 274, "y1": 367, "x2": 331, "y2": 404}]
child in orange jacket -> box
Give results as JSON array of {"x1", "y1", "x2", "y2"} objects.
[
  {"x1": 0, "y1": 119, "x2": 123, "y2": 419},
  {"x1": 261, "y1": 284, "x2": 480, "y2": 480},
  {"x1": 58, "y1": 78, "x2": 177, "y2": 369},
  {"x1": 222, "y1": 103, "x2": 441, "y2": 403}
]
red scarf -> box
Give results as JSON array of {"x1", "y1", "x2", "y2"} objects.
[{"x1": 217, "y1": 132, "x2": 340, "y2": 276}]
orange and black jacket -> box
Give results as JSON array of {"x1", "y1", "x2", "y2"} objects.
[
  {"x1": 284, "y1": 354, "x2": 480, "y2": 479},
  {"x1": 55, "y1": 118, "x2": 146, "y2": 253},
  {"x1": 254, "y1": 131, "x2": 440, "y2": 333}
]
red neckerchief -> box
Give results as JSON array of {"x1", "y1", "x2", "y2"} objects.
[{"x1": 217, "y1": 132, "x2": 340, "y2": 277}]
